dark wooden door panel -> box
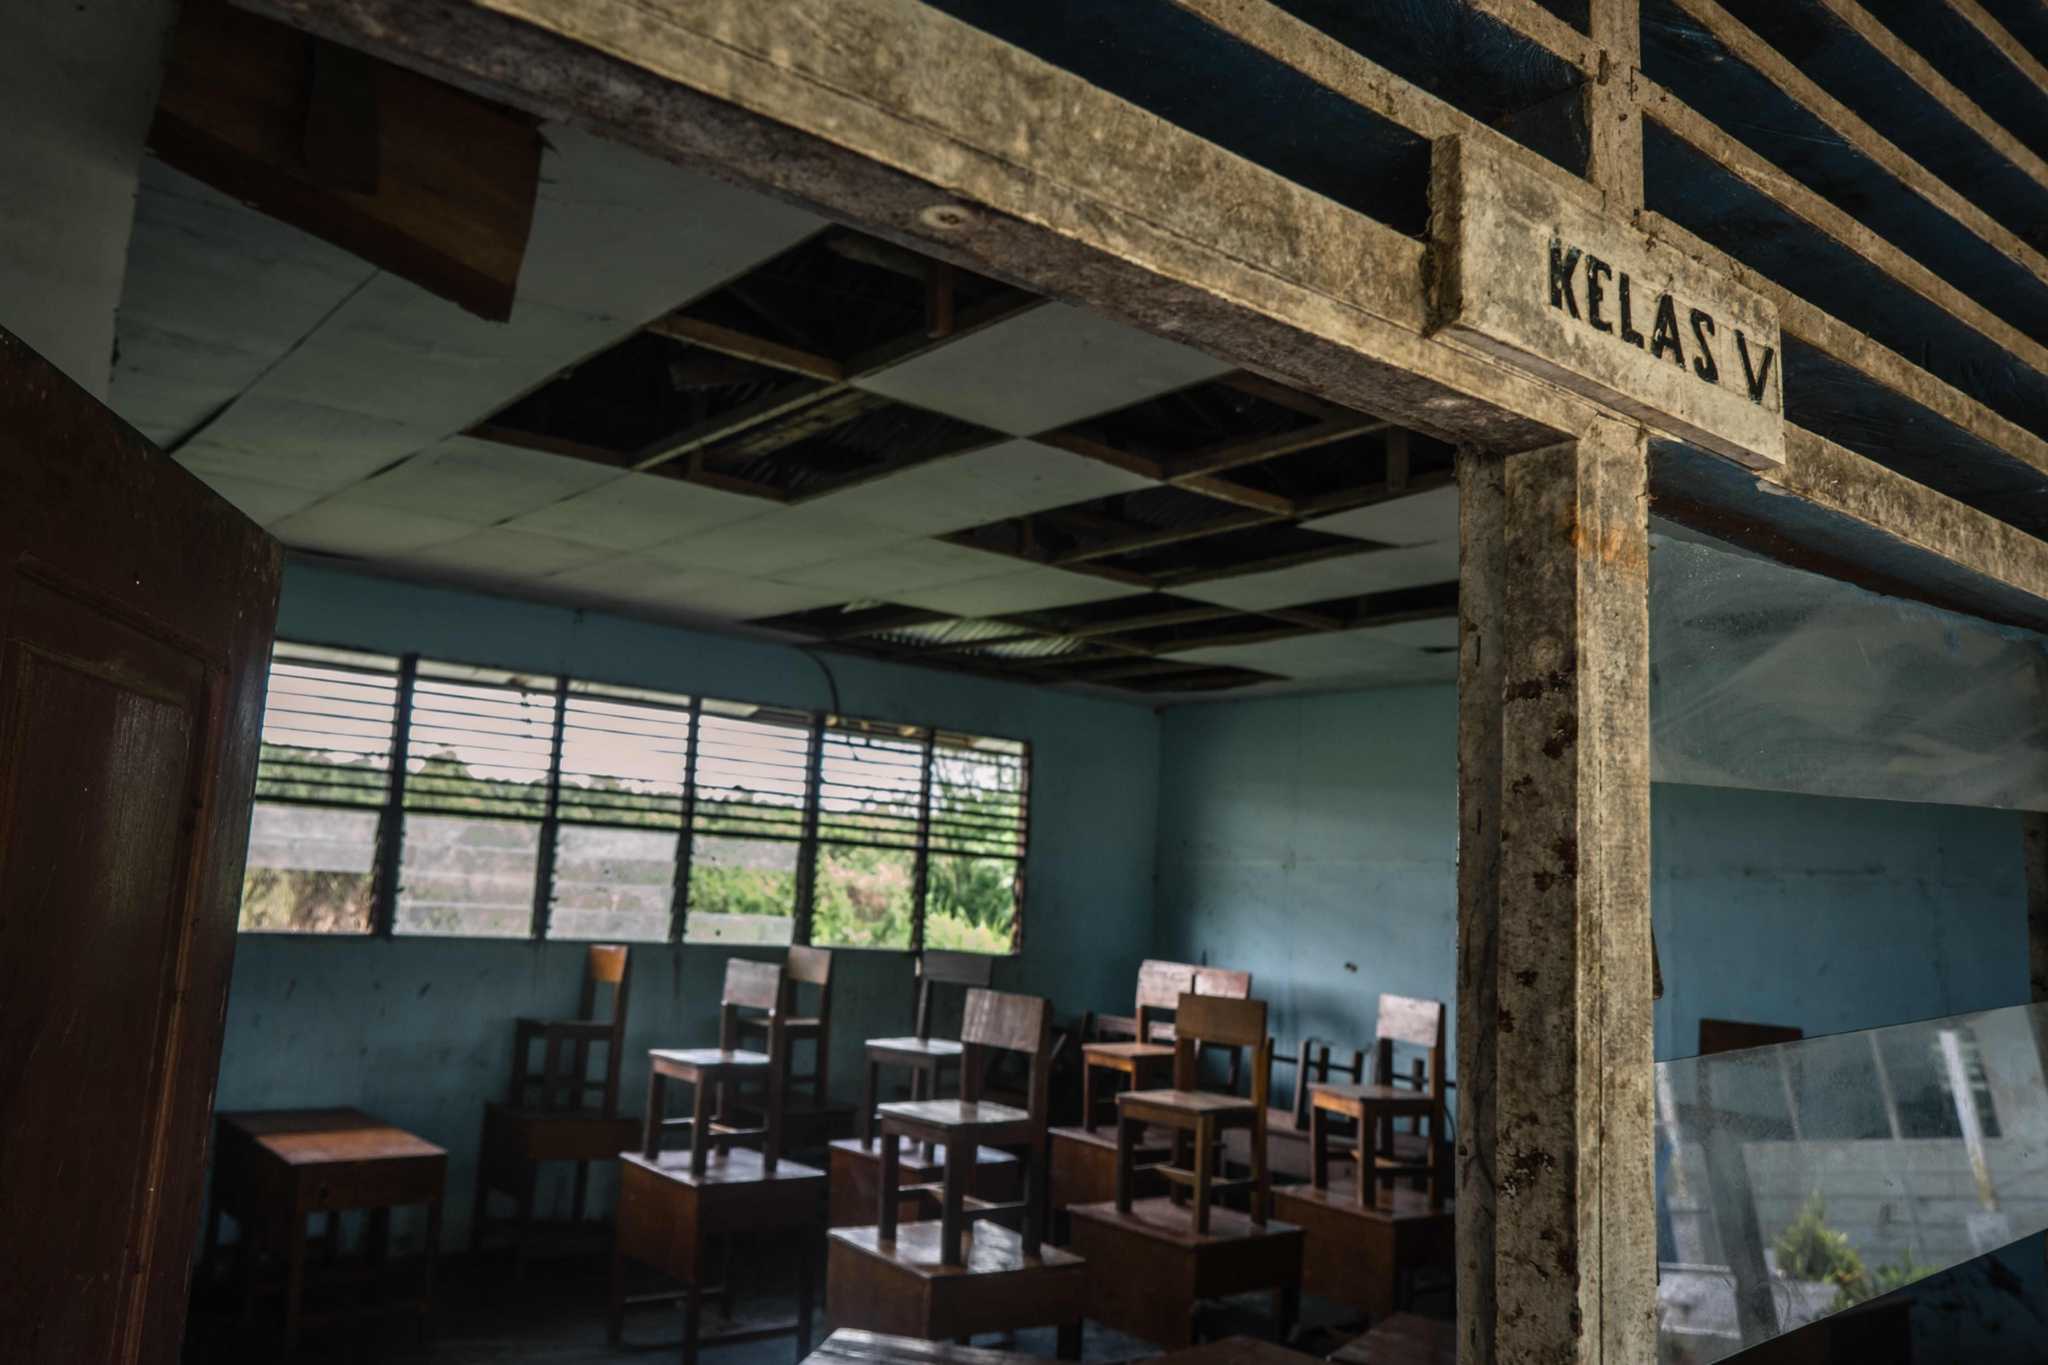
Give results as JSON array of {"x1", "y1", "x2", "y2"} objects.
[{"x1": 0, "y1": 328, "x2": 280, "y2": 1363}]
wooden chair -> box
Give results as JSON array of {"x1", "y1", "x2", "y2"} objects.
[
  {"x1": 1082, "y1": 962, "x2": 1252, "y2": 1132},
  {"x1": 472, "y1": 944, "x2": 637, "y2": 1273},
  {"x1": 1114, "y1": 993, "x2": 1275, "y2": 1233},
  {"x1": 641, "y1": 958, "x2": 789, "y2": 1176},
  {"x1": 875, "y1": 988, "x2": 1055, "y2": 1266},
  {"x1": 861, "y1": 949, "x2": 996, "y2": 1151},
  {"x1": 738, "y1": 944, "x2": 835, "y2": 1115},
  {"x1": 1308, "y1": 995, "x2": 1449, "y2": 1211}
]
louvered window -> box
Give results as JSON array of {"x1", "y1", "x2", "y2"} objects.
[
  {"x1": 240, "y1": 643, "x2": 401, "y2": 933},
  {"x1": 923, "y1": 732, "x2": 1028, "y2": 954},
  {"x1": 682, "y1": 700, "x2": 817, "y2": 946},
  {"x1": 396, "y1": 660, "x2": 559, "y2": 938},
  {"x1": 237, "y1": 641, "x2": 1030, "y2": 952},
  {"x1": 548, "y1": 681, "x2": 695, "y2": 942},
  {"x1": 810, "y1": 718, "x2": 930, "y2": 950}
]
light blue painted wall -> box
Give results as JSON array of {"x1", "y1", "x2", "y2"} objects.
[
  {"x1": 1151, "y1": 679, "x2": 2044, "y2": 1360},
  {"x1": 214, "y1": 561, "x2": 1163, "y2": 1247}
]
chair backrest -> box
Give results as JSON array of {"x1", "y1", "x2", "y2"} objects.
[
  {"x1": 1134, "y1": 959, "x2": 1198, "y2": 1043},
  {"x1": 720, "y1": 958, "x2": 784, "y2": 1049},
  {"x1": 1288, "y1": 1035, "x2": 1367, "y2": 1127},
  {"x1": 1374, "y1": 994, "x2": 1447, "y2": 1102},
  {"x1": 1193, "y1": 966, "x2": 1252, "y2": 1000},
  {"x1": 959, "y1": 988, "x2": 1054, "y2": 1123},
  {"x1": 582, "y1": 944, "x2": 632, "y2": 1115},
  {"x1": 1172, "y1": 993, "x2": 1273, "y2": 1114},
  {"x1": 784, "y1": 944, "x2": 835, "y2": 1019},
  {"x1": 913, "y1": 949, "x2": 995, "y2": 1040}
]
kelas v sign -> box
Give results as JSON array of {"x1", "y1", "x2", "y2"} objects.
[{"x1": 1430, "y1": 135, "x2": 1785, "y2": 469}]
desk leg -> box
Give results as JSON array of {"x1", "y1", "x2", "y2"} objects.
[
  {"x1": 1113, "y1": 1115, "x2": 1136, "y2": 1214},
  {"x1": 608, "y1": 1229, "x2": 627, "y2": 1345},
  {"x1": 421, "y1": 1196, "x2": 442, "y2": 1345},
  {"x1": 282, "y1": 1210, "x2": 308, "y2": 1361},
  {"x1": 878, "y1": 1132, "x2": 901, "y2": 1242},
  {"x1": 1056, "y1": 1319, "x2": 1082, "y2": 1361},
  {"x1": 796, "y1": 1221, "x2": 816, "y2": 1356},
  {"x1": 682, "y1": 1276, "x2": 704, "y2": 1365},
  {"x1": 941, "y1": 1139, "x2": 969, "y2": 1267},
  {"x1": 690, "y1": 1077, "x2": 713, "y2": 1179}
]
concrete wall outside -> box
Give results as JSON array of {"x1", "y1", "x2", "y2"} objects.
[{"x1": 213, "y1": 561, "x2": 1165, "y2": 1250}]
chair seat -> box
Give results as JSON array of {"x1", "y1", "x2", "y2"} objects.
[
  {"x1": 1083, "y1": 1041, "x2": 1174, "y2": 1064},
  {"x1": 1312, "y1": 1082, "x2": 1435, "y2": 1114},
  {"x1": 1120, "y1": 1088, "x2": 1259, "y2": 1117},
  {"x1": 866, "y1": 1036, "x2": 964, "y2": 1060},
  {"x1": 877, "y1": 1097, "x2": 1031, "y2": 1135},
  {"x1": 649, "y1": 1047, "x2": 772, "y2": 1079}
]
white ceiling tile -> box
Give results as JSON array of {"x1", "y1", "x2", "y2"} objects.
[
  {"x1": 548, "y1": 557, "x2": 850, "y2": 619},
  {"x1": 335, "y1": 437, "x2": 617, "y2": 522},
  {"x1": 775, "y1": 540, "x2": 1015, "y2": 596},
  {"x1": 1172, "y1": 630, "x2": 1451, "y2": 683},
  {"x1": 1303, "y1": 484, "x2": 1459, "y2": 546},
  {"x1": 850, "y1": 303, "x2": 1234, "y2": 436},
  {"x1": 1178, "y1": 541, "x2": 1460, "y2": 611},
  {"x1": 501, "y1": 474, "x2": 768, "y2": 549},
  {"x1": 810, "y1": 438, "x2": 1159, "y2": 534},
  {"x1": 516, "y1": 124, "x2": 824, "y2": 318},
  {"x1": 269, "y1": 501, "x2": 477, "y2": 556},
  {"x1": 177, "y1": 396, "x2": 427, "y2": 491},
  {"x1": 643, "y1": 505, "x2": 910, "y2": 575},
  {"x1": 394, "y1": 527, "x2": 611, "y2": 577},
  {"x1": 192, "y1": 474, "x2": 325, "y2": 527},
  {"x1": 1360, "y1": 615, "x2": 1460, "y2": 650},
  {"x1": 888, "y1": 565, "x2": 1132, "y2": 617}
]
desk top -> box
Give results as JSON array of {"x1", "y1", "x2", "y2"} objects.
[
  {"x1": 216, "y1": 1108, "x2": 445, "y2": 1166},
  {"x1": 806, "y1": 1329, "x2": 1052, "y2": 1365}
]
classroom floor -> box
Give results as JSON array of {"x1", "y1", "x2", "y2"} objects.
[{"x1": 181, "y1": 1243, "x2": 1400, "y2": 1364}]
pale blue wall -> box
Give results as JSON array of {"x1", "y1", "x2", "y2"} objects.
[
  {"x1": 214, "y1": 560, "x2": 1163, "y2": 1247},
  {"x1": 1150, "y1": 679, "x2": 2044, "y2": 1360}
]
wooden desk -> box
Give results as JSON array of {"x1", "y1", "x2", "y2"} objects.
[
  {"x1": 209, "y1": 1108, "x2": 446, "y2": 1358},
  {"x1": 1329, "y1": 1315, "x2": 1456, "y2": 1365},
  {"x1": 1066, "y1": 1197, "x2": 1301, "y2": 1349},
  {"x1": 1270, "y1": 1182, "x2": 1450, "y2": 1319}
]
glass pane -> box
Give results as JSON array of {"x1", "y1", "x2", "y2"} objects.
[
  {"x1": 1656, "y1": 1001, "x2": 2048, "y2": 1362},
  {"x1": 695, "y1": 700, "x2": 814, "y2": 839},
  {"x1": 684, "y1": 834, "x2": 797, "y2": 945},
  {"x1": 811, "y1": 843, "x2": 916, "y2": 949},
  {"x1": 924, "y1": 853, "x2": 1019, "y2": 955},
  {"x1": 404, "y1": 660, "x2": 557, "y2": 818},
  {"x1": 557, "y1": 683, "x2": 691, "y2": 827},
  {"x1": 256, "y1": 644, "x2": 399, "y2": 807},
  {"x1": 549, "y1": 824, "x2": 676, "y2": 942},
  {"x1": 395, "y1": 813, "x2": 540, "y2": 937},
  {"x1": 238, "y1": 801, "x2": 377, "y2": 933}
]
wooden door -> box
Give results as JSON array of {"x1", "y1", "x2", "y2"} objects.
[{"x1": 0, "y1": 328, "x2": 281, "y2": 1362}]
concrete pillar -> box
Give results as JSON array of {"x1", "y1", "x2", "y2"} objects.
[{"x1": 1456, "y1": 419, "x2": 1657, "y2": 1363}]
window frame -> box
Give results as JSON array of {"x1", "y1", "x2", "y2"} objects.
[{"x1": 239, "y1": 640, "x2": 1031, "y2": 954}]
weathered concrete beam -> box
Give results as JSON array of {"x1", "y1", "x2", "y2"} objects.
[
  {"x1": 1458, "y1": 420, "x2": 1657, "y2": 1363},
  {"x1": 235, "y1": 0, "x2": 1595, "y2": 454}
]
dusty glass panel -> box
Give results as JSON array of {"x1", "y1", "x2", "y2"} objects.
[{"x1": 1656, "y1": 1002, "x2": 2048, "y2": 1361}]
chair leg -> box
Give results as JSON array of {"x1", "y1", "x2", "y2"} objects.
[
  {"x1": 796, "y1": 1224, "x2": 816, "y2": 1356},
  {"x1": 1057, "y1": 1319, "x2": 1083, "y2": 1361},
  {"x1": 513, "y1": 1164, "x2": 538, "y2": 1284},
  {"x1": 608, "y1": 1234, "x2": 627, "y2": 1345},
  {"x1": 878, "y1": 1132, "x2": 901, "y2": 1242},
  {"x1": 1081, "y1": 1060, "x2": 1097, "y2": 1135},
  {"x1": 1020, "y1": 1139, "x2": 1043, "y2": 1258},
  {"x1": 690, "y1": 1079, "x2": 714, "y2": 1179},
  {"x1": 1192, "y1": 1115, "x2": 1213, "y2": 1235},
  {"x1": 573, "y1": 1159, "x2": 591, "y2": 1224},
  {"x1": 682, "y1": 1276, "x2": 704, "y2": 1365},
  {"x1": 1113, "y1": 1115, "x2": 1136, "y2": 1214},
  {"x1": 862, "y1": 1060, "x2": 879, "y2": 1150},
  {"x1": 1310, "y1": 1103, "x2": 1328, "y2": 1192},
  {"x1": 940, "y1": 1139, "x2": 970, "y2": 1268},
  {"x1": 469, "y1": 1156, "x2": 491, "y2": 1257}
]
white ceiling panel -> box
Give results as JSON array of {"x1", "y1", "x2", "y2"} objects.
[
  {"x1": 111, "y1": 160, "x2": 377, "y2": 442},
  {"x1": 269, "y1": 501, "x2": 477, "y2": 556},
  {"x1": 850, "y1": 303, "x2": 1234, "y2": 436},
  {"x1": 394, "y1": 527, "x2": 611, "y2": 578},
  {"x1": 177, "y1": 395, "x2": 427, "y2": 492},
  {"x1": 775, "y1": 539, "x2": 1016, "y2": 597},
  {"x1": 196, "y1": 475, "x2": 326, "y2": 527},
  {"x1": 1172, "y1": 630, "x2": 1451, "y2": 682},
  {"x1": 338, "y1": 437, "x2": 617, "y2": 523},
  {"x1": 515, "y1": 125, "x2": 824, "y2": 317},
  {"x1": 1304, "y1": 483, "x2": 1460, "y2": 547},
  {"x1": 549, "y1": 556, "x2": 851, "y2": 619},
  {"x1": 1178, "y1": 541, "x2": 1460, "y2": 611},
  {"x1": 888, "y1": 565, "x2": 1132, "y2": 617},
  {"x1": 501, "y1": 473, "x2": 767, "y2": 550},
  {"x1": 644, "y1": 505, "x2": 909, "y2": 576},
  {"x1": 811, "y1": 438, "x2": 1159, "y2": 534}
]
